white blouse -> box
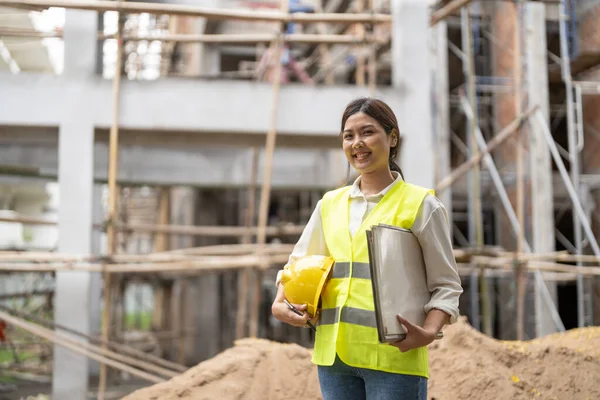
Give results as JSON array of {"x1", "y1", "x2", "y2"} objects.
[{"x1": 276, "y1": 172, "x2": 463, "y2": 324}]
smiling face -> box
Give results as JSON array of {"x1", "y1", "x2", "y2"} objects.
[{"x1": 342, "y1": 112, "x2": 397, "y2": 174}]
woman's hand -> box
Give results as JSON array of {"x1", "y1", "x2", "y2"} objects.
[
  {"x1": 389, "y1": 315, "x2": 437, "y2": 353},
  {"x1": 271, "y1": 283, "x2": 318, "y2": 328}
]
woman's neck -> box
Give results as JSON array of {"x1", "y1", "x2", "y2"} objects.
[{"x1": 359, "y1": 169, "x2": 395, "y2": 196}]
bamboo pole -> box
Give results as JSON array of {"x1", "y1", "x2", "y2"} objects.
[
  {"x1": 0, "y1": 27, "x2": 61, "y2": 38},
  {"x1": 0, "y1": 253, "x2": 290, "y2": 273},
  {"x1": 250, "y1": 0, "x2": 288, "y2": 339},
  {"x1": 99, "y1": 10, "x2": 123, "y2": 399},
  {"x1": 3, "y1": 250, "x2": 600, "y2": 275},
  {"x1": 0, "y1": 304, "x2": 186, "y2": 373},
  {"x1": 113, "y1": 221, "x2": 305, "y2": 237},
  {"x1": 0, "y1": 311, "x2": 164, "y2": 384},
  {"x1": 0, "y1": 215, "x2": 56, "y2": 226},
  {"x1": 0, "y1": 243, "x2": 295, "y2": 262},
  {"x1": 430, "y1": 0, "x2": 474, "y2": 26},
  {"x1": 0, "y1": 214, "x2": 305, "y2": 238},
  {"x1": 154, "y1": 187, "x2": 170, "y2": 252},
  {"x1": 435, "y1": 106, "x2": 537, "y2": 192},
  {"x1": 0, "y1": 0, "x2": 392, "y2": 24},
  {"x1": 112, "y1": 33, "x2": 385, "y2": 45},
  {"x1": 0, "y1": 290, "x2": 53, "y2": 300},
  {"x1": 470, "y1": 256, "x2": 600, "y2": 277}
]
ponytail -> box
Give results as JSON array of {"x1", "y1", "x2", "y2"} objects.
[
  {"x1": 389, "y1": 159, "x2": 405, "y2": 181},
  {"x1": 389, "y1": 131, "x2": 405, "y2": 181}
]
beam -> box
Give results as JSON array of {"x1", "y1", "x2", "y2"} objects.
[
  {"x1": 0, "y1": 0, "x2": 392, "y2": 24},
  {"x1": 0, "y1": 72, "x2": 399, "y2": 136},
  {"x1": 0, "y1": 143, "x2": 345, "y2": 188}
]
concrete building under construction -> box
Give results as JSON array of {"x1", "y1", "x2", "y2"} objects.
[{"x1": 1, "y1": 0, "x2": 600, "y2": 398}]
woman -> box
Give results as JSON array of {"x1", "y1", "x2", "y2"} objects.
[{"x1": 271, "y1": 97, "x2": 462, "y2": 400}]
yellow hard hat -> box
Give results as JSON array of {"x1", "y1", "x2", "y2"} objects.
[{"x1": 280, "y1": 255, "x2": 334, "y2": 317}]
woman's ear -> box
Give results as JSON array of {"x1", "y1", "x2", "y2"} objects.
[{"x1": 390, "y1": 130, "x2": 398, "y2": 147}]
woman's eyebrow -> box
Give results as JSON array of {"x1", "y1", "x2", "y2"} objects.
[{"x1": 343, "y1": 124, "x2": 376, "y2": 133}]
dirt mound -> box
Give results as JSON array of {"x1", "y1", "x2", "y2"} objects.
[
  {"x1": 123, "y1": 338, "x2": 321, "y2": 400},
  {"x1": 428, "y1": 318, "x2": 600, "y2": 400},
  {"x1": 124, "y1": 320, "x2": 600, "y2": 400}
]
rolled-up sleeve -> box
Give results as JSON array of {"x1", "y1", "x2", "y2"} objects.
[
  {"x1": 413, "y1": 198, "x2": 463, "y2": 324},
  {"x1": 275, "y1": 200, "x2": 329, "y2": 286}
]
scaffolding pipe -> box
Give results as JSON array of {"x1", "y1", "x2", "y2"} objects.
[
  {"x1": 460, "y1": 97, "x2": 565, "y2": 333},
  {"x1": 558, "y1": 0, "x2": 586, "y2": 327},
  {"x1": 575, "y1": 83, "x2": 585, "y2": 152},
  {"x1": 533, "y1": 110, "x2": 600, "y2": 259}
]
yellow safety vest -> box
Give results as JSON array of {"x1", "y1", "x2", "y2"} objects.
[{"x1": 313, "y1": 179, "x2": 434, "y2": 378}]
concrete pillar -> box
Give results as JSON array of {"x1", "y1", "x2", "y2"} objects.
[
  {"x1": 62, "y1": 9, "x2": 99, "y2": 78},
  {"x1": 188, "y1": 190, "x2": 220, "y2": 361},
  {"x1": 53, "y1": 121, "x2": 95, "y2": 399},
  {"x1": 525, "y1": 2, "x2": 557, "y2": 337},
  {"x1": 52, "y1": 9, "x2": 98, "y2": 400},
  {"x1": 391, "y1": 0, "x2": 434, "y2": 189},
  {"x1": 492, "y1": 2, "x2": 557, "y2": 338},
  {"x1": 578, "y1": 0, "x2": 600, "y2": 326},
  {"x1": 431, "y1": 20, "x2": 452, "y2": 222},
  {"x1": 89, "y1": 184, "x2": 105, "y2": 376}
]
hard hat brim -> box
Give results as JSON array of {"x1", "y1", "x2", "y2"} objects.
[{"x1": 308, "y1": 257, "x2": 334, "y2": 317}]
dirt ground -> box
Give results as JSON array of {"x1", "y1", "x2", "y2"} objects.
[{"x1": 123, "y1": 319, "x2": 600, "y2": 400}]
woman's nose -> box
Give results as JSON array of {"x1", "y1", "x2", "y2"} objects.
[{"x1": 352, "y1": 138, "x2": 363, "y2": 148}]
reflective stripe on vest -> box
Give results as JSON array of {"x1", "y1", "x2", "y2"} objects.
[
  {"x1": 319, "y1": 306, "x2": 377, "y2": 328},
  {"x1": 312, "y1": 179, "x2": 434, "y2": 378},
  {"x1": 331, "y1": 262, "x2": 371, "y2": 279}
]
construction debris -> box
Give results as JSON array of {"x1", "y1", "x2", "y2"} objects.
[{"x1": 123, "y1": 319, "x2": 600, "y2": 400}]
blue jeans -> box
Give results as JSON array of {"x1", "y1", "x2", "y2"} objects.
[{"x1": 317, "y1": 355, "x2": 427, "y2": 400}]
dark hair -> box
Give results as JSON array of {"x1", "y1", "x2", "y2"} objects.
[{"x1": 340, "y1": 97, "x2": 405, "y2": 180}]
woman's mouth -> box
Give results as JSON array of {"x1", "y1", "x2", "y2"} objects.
[{"x1": 354, "y1": 152, "x2": 371, "y2": 161}]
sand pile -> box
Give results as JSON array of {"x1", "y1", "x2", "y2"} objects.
[
  {"x1": 427, "y1": 318, "x2": 600, "y2": 399},
  {"x1": 123, "y1": 338, "x2": 321, "y2": 400},
  {"x1": 124, "y1": 319, "x2": 600, "y2": 400}
]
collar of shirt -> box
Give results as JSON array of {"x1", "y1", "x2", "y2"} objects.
[{"x1": 349, "y1": 171, "x2": 402, "y2": 200}]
